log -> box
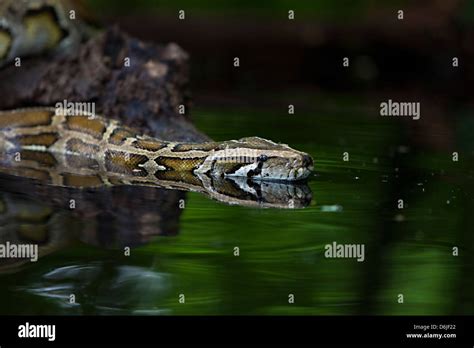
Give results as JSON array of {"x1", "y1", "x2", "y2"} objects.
[{"x1": 0, "y1": 26, "x2": 209, "y2": 143}]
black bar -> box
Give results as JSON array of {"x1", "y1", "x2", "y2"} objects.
[{"x1": 0, "y1": 315, "x2": 472, "y2": 345}]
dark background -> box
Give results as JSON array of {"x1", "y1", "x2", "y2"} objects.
[{"x1": 88, "y1": 0, "x2": 474, "y2": 100}]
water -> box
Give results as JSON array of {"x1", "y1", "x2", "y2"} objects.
[{"x1": 0, "y1": 101, "x2": 472, "y2": 315}]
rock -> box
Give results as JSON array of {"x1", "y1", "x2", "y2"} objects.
[{"x1": 0, "y1": 26, "x2": 209, "y2": 143}]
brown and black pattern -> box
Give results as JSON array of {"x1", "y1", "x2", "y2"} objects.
[
  {"x1": 13, "y1": 132, "x2": 59, "y2": 147},
  {"x1": 0, "y1": 166, "x2": 51, "y2": 183},
  {"x1": 19, "y1": 150, "x2": 57, "y2": 168},
  {"x1": 109, "y1": 127, "x2": 136, "y2": 145},
  {"x1": 0, "y1": 109, "x2": 54, "y2": 129},
  {"x1": 0, "y1": 27, "x2": 12, "y2": 61},
  {"x1": 65, "y1": 115, "x2": 107, "y2": 140},
  {"x1": 0, "y1": 0, "x2": 87, "y2": 67},
  {"x1": 132, "y1": 138, "x2": 168, "y2": 152},
  {"x1": 171, "y1": 142, "x2": 220, "y2": 152},
  {"x1": 62, "y1": 173, "x2": 103, "y2": 188},
  {"x1": 0, "y1": 107, "x2": 313, "y2": 200},
  {"x1": 105, "y1": 150, "x2": 149, "y2": 176},
  {"x1": 154, "y1": 170, "x2": 203, "y2": 187},
  {"x1": 211, "y1": 176, "x2": 257, "y2": 201},
  {"x1": 22, "y1": 5, "x2": 68, "y2": 50},
  {"x1": 155, "y1": 156, "x2": 205, "y2": 172},
  {"x1": 65, "y1": 138, "x2": 99, "y2": 169}
]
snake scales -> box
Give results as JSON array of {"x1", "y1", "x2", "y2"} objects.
[{"x1": 0, "y1": 0, "x2": 314, "y2": 208}]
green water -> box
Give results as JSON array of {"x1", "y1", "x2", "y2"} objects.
[{"x1": 0, "y1": 101, "x2": 472, "y2": 315}]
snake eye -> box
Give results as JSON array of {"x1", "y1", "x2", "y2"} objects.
[{"x1": 257, "y1": 154, "x2": 268, "y2": 162}]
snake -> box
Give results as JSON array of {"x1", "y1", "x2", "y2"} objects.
[
  {"x1": 0, "y1": 0, "x2": 314, "y2": 208},
  {"x1": 0, "y1": 0, "x2": 88, "y2": 66},
  {"x1": 0, "y1": 1, "x2": 315, "y2": 276}
]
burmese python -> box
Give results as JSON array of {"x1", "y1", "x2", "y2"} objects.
[
  {"x1": 0, "y1": 0, "x2": 314, "y2": 208},
  {"x1": 0, "y1": 0, "x2": 88, "y2": 66}
]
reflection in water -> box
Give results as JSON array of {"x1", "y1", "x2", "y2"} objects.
[
  {"x1": 0, "y1": 167, "x2": 311, "y2": 312},
  {"x1": 0, "y1": 167, "x2": 312, "y2": 263},
  {"x1": 0, "y1": 172, "x2": 188, "y2": 272},
  {"x1": 0, "y1": 174, "x2": 178, "y2": 313},
  {"x1": 0, "y1": 172, "x2": 185, "y2": 254},
  {"x1": 21, "y1": 264, "x2": 171, "y2": 315}
]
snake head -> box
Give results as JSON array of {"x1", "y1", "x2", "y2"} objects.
[{"x1": 216, "y1": 137, "x2": 314, "y2": 182}]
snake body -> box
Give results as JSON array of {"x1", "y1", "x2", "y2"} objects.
[
  {"x1": 0, "y1": 0, "x2": 86, "y2": 66},
  {"x1": 0, "y1": 107, "x2": 313, "y2": 183}
]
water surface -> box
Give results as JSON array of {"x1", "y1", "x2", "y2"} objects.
[{"x1": 0, "y1": 101, "x2": 472, "y2": 315}]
